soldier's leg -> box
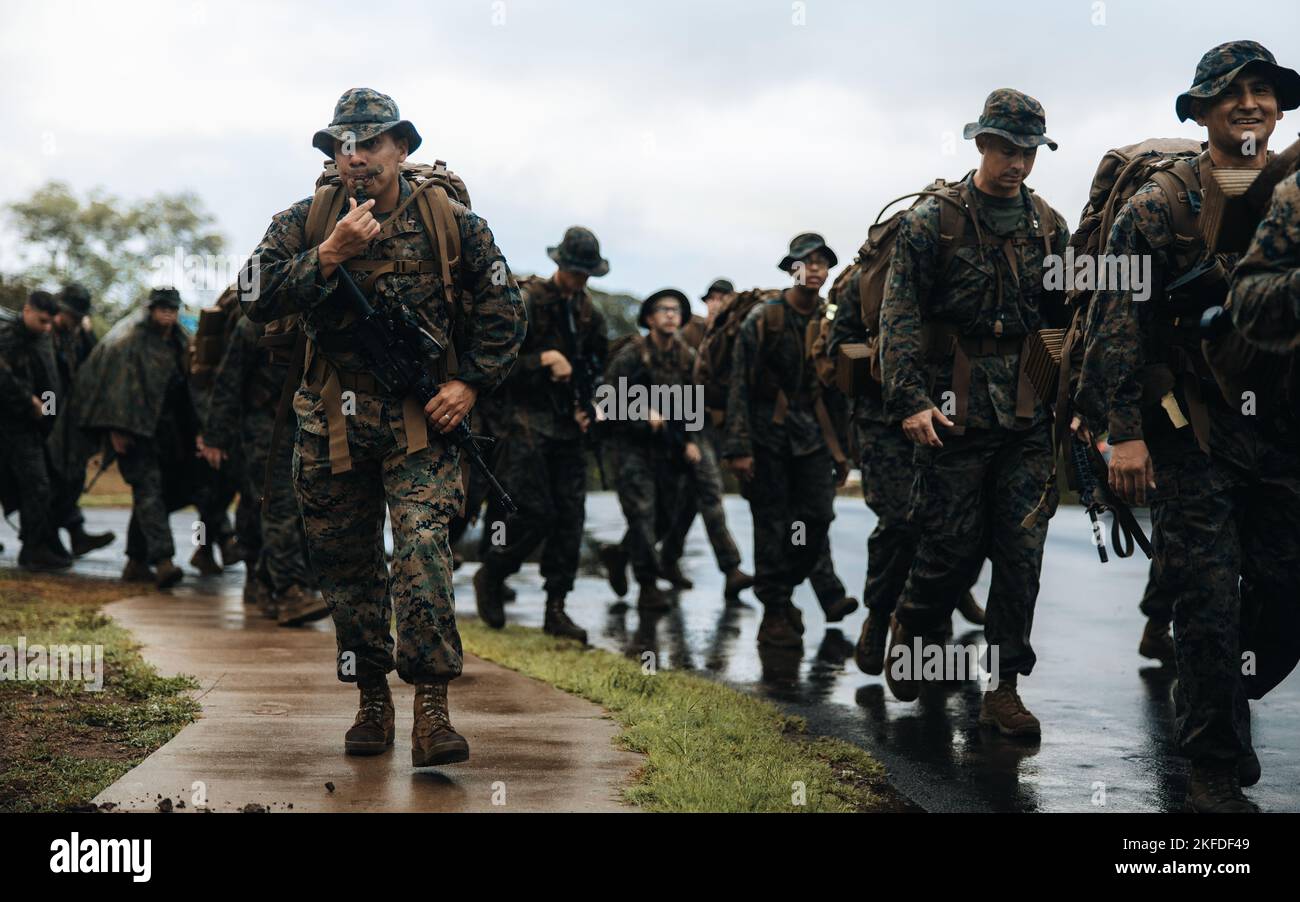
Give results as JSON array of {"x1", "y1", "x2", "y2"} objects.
[
  {"x1": 116, "y1": 440, "x2": 175, "y2": 565},
  {"x1": 1237, "y1": 474, "x2": 1300, "y2": 701},
  {"x1": 1138, "y1": 510, "x2": 1177, "y2": 665},
  {"x1": 982, "y1": 424, "x2": 1055, "y2": 680},
  {"x1": 384, "y1": 440, "x2": 464, "y2": 683},
  {"x1": 481, "y1": 434, "x2": 556, "y2": 579},
  {"x1": 895, "y1": 431, "x2": 993, "y2": 636},
  {"x1": 744, "y1": 447, "x2": 795, "y2": 608},
  {"x1": 7, "y1": 437, "x2": 54, "y2": 547},
  {"x1": 1154, "y1": 452, "x2": 1250, "y2": 763},
  {"x1": 612, "y1": 444, "x2": 660, "y2": 587},
  {"x1": 293, "y1": 430, "x2": 393, "y2": 683},
  {"x1": 538, "y1": 439, "x2": 588, "y2": 597},
  {"x1": 260, "y1": 434, "x2": 311, "y2": 593},
  {"x1": 859, "y1": 420, "x2": 920, "y2": 616},
  {"x1": 786, "y1": 448, "x2": 836, "y2": 593}
]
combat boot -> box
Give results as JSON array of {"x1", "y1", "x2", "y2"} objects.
[
  {"x1": 154, "y1": 560, "x2": 183, "y2": 590},
  {"x1": 637, "y1": 582, "x2": 671, "y2": 612},
  {"x1": 1138, "y1": 618, "x2": 1175, "y2": 665},
  {"x1": 412, "y1": 681, "x2": 469, "y2": 767},
  {"x1": 757, "y1": 604, "x2": 803, "y2": 649},
  {"x1": 69, "y1": 523, "x2": 115, "y2": 556},
  {"x1": 18, "y1": 543, "x2": 72, "y2": 572},
  {"x1": 884, "y1": 615, "x2": 922, "y2": 702},
  {"x1": 723, "y1": 568, "x2": 754, "y2": 605},
  {"x1": 243, "y1": 574, "x2": 277, "y2": 619},
  {"x1": 219, "y1": 535, "x2": 245, "y2": 567},
  {"x1": 1185, "y1": 759, "x2": 1259, "y2": 813},
  {"x1": 854, "y1": 609, "x2": 888, "y2": 676},
  {"x1": 277, "y1": 585, "x2": 330, "y2": 627},
  {"x1": 979, "y1": 682, "x2": 1041, "y2": 738},
  {"x1": 473, "y1": 566, "x2": 506, "y2": 629},
  {"x1": 600, "y1": 543, "x2": 629, "y2": 597},
  {"x1": 189, "y1": 544, "x2": 222, "y2": 576},
  {"x1": 822, "y1": 595, "x2": 859, "y2": 623},
  {"x1": 659, "y1": 560, "x2": 694, "y2": 590},
  {"x1": 543, "y1": 594, "x2": 588, "y2": 644},
  {"x1": 344, "y1": 676, "x2": 394, "y2": 756},
  {"x1": 956, "y1": 590, "x2": 986, "y2": 626},
  {"x1": 122, "y1": 558, "x2": 155, "y2": 582}
]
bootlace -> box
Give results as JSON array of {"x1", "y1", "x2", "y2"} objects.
[
  {"x1": 358, "y1": 683, "x2": 389, "y2": 723},
  {"x1": 417, "y1": 684, "x2": 452, "y2": 730}
]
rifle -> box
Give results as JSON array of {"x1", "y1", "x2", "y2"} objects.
[
  {"x1": 329, "y1": 264, "x2": 517, "y2": 515},
  {"x1": 84, "y1": 445, "x2": 116, "y2": 494},
  {"x1": 559, "y1": 298, "x2": 608, "y2": 489}
]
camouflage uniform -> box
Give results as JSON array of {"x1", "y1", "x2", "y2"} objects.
[
  {"x1": 481, "y1": 272, "x2": 606, "y2": 598},
  {"x1": 881, "y1": 90, "x2": 1069, "y2": 682},
  {"x1": 827, "y1": 270, "x2": 930, "y2": 618},
  {"x1": 660, "y1": 311, "x2": 743, "y2": 575},
  {"x1": 241, "y1": 119, "x2": 524, "y2": 683},
  {"x1": 723, "y1": 278, "x2": 839, "y2": 622},
  {"x1": 48, "y1": 301, "x2": 98, "y2": 537},
  {"x1": 0, "y1": 309, "x2": 59, "y2": 550},
  {"x1": 1230, "y1": 172, "x2": 1300, "y2": 350},
  {"x1": 605, "y1": 329, "x2": 695, "y2": 587},
  {"x1": 76, "y1": 300, "x2": 201, "y2": 566},
  {"x1": 1076, "y1": 151, "x2": 1300, "y2": 762},
  {"x1": 204, "y1": 314, "x2": 311, "y2": 594}
]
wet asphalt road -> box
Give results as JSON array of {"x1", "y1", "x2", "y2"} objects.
[{"x1": 7, "y1": 496, "x2": 1297, "y2": 813}]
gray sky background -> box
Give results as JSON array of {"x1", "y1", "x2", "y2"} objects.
[{"x1": 3, "y1": 0, "x2": 1299, "y2": 311}]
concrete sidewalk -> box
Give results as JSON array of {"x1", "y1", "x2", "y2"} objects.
[{"x1": 92, "y1": 588, "x2": 641, "y2": 813}]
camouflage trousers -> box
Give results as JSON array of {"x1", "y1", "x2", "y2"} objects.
[
  {"x1": 118, "y1": 437, "x2": 177, "y2": 564},
  {"x1": 480, "y1": 431, "x2": 587, "y2": 597},
  {"x1": 660, "y1": 423, "x2": 742, "y2": 573},
  {"x1": 856, "y1": 418, "x2": 986, "y2": 616},
  {"x1": 293, "y1": 393, "x2": 463, "y2": 684},
  {"x1": 1150, "y1": 427, "x2": 1300, "y2": 761},
  {"x1": 896, "y1": 422, "x2": 1056, "y2": 678},
  {"x1": 857, "y1": 418, "x2": 920, "y2": 616},
  {"x1": 2, "y1": 430, "x2": 54, "y2": 546},
  {"x1": 609, "y1": 439, "x2": 688, "y2": 585},
  {"x1": 739, "y1": 445, "x2": 837, "y2": 608},
  {"x1": 1139, "y1": 515, "x2": 1174, "y2": 625},
  {"x1": 245, "y1": 409, "x2": 309, "y2": 593}
]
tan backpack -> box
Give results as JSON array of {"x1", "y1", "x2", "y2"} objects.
[{"x1": 694, "y1": 288, "x2": 781, "y2": 417}]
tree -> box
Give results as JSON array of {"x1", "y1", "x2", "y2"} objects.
[{"x1": 5, "y1": 181, "x2": 225, "y2": 321}]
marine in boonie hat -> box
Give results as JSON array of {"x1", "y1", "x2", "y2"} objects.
[
  {"x1": 147, "y1": 287, "x2": 182, "y2": 309},
  {"x1": 778, "y1": 233, "x2": 838, "y2": 273},
  {"x1": 58, "y1": 283, "x2": 92, "y2": 318},
  {"x1": 1175, "y1": 40, "x2": 1300, "y2": 122},
  {"x1": 963, "y1": 88, "x2": 1058, "y2": 151},
  {"x1": 547, "y1": 226, "x2": 610, "y2": 278},
  {"x1": 638, "y1": 288, "x2": 689, "y2": 329},
  {"x1": 701, "y1": 278, "x2": 734, "y2": 300},
  {"x1": 312, "y1": 88, "x2": 423, "y2": 157}
]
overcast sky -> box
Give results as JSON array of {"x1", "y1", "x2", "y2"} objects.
[{"x1": 3, "y1": 0, "x2": 1299, "y2": 311}]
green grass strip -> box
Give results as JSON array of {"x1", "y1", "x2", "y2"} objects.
[
  {"x1": 0, "y1": 572, "x2": 200, "y2": 812},
  {"x1": 461, "y1": 621, "x2": 897, "y2": 813}
]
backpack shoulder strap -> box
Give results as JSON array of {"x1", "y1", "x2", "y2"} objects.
[
  {"x1": 935, "y1": 181, "x2": 983, "y2": 275},
  {"x1": 1029, "y1": 192, "x2": 1057, "y2": 256},
  {"x1": 1149, "y1": 157, "x2": 1204, "y2": 268},
  {"x1": 304, "y1": 184, "x2": 347, "y2": 249}
]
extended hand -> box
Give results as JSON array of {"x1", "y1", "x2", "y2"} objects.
[
  {"x1": 200, "y1": 445, "x2": 227, "y2": 470},
  {"x1": 425, "y1": 379, "x2": 478, "y2": 433},
  {"x1": 902, "y1": 406, "x2": 954, "y2": 447},
  {"x1": 684, "y1": 442, "x2": 702, "y2": 466},
  {"x1": 574, "y1": 408, "x2": 591, "y2": 433},
  {"x1": 319, "y1": 198, "x2": 379, "y2": 276},
  {"x1": 1108, "y1": 439, "x2": 1156, "y2": 506}
]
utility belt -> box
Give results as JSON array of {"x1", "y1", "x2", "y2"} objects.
[
  {"x1": 303, "y1": 347, "x2": 434, "y2": 476},
  {"x1": 921, "y1": 322, "x2": 1037, "y2": 433}
]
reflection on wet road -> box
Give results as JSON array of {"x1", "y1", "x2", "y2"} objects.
[{"x1": 10, "y1": 497, "x2": 1296, "y2": 812}]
